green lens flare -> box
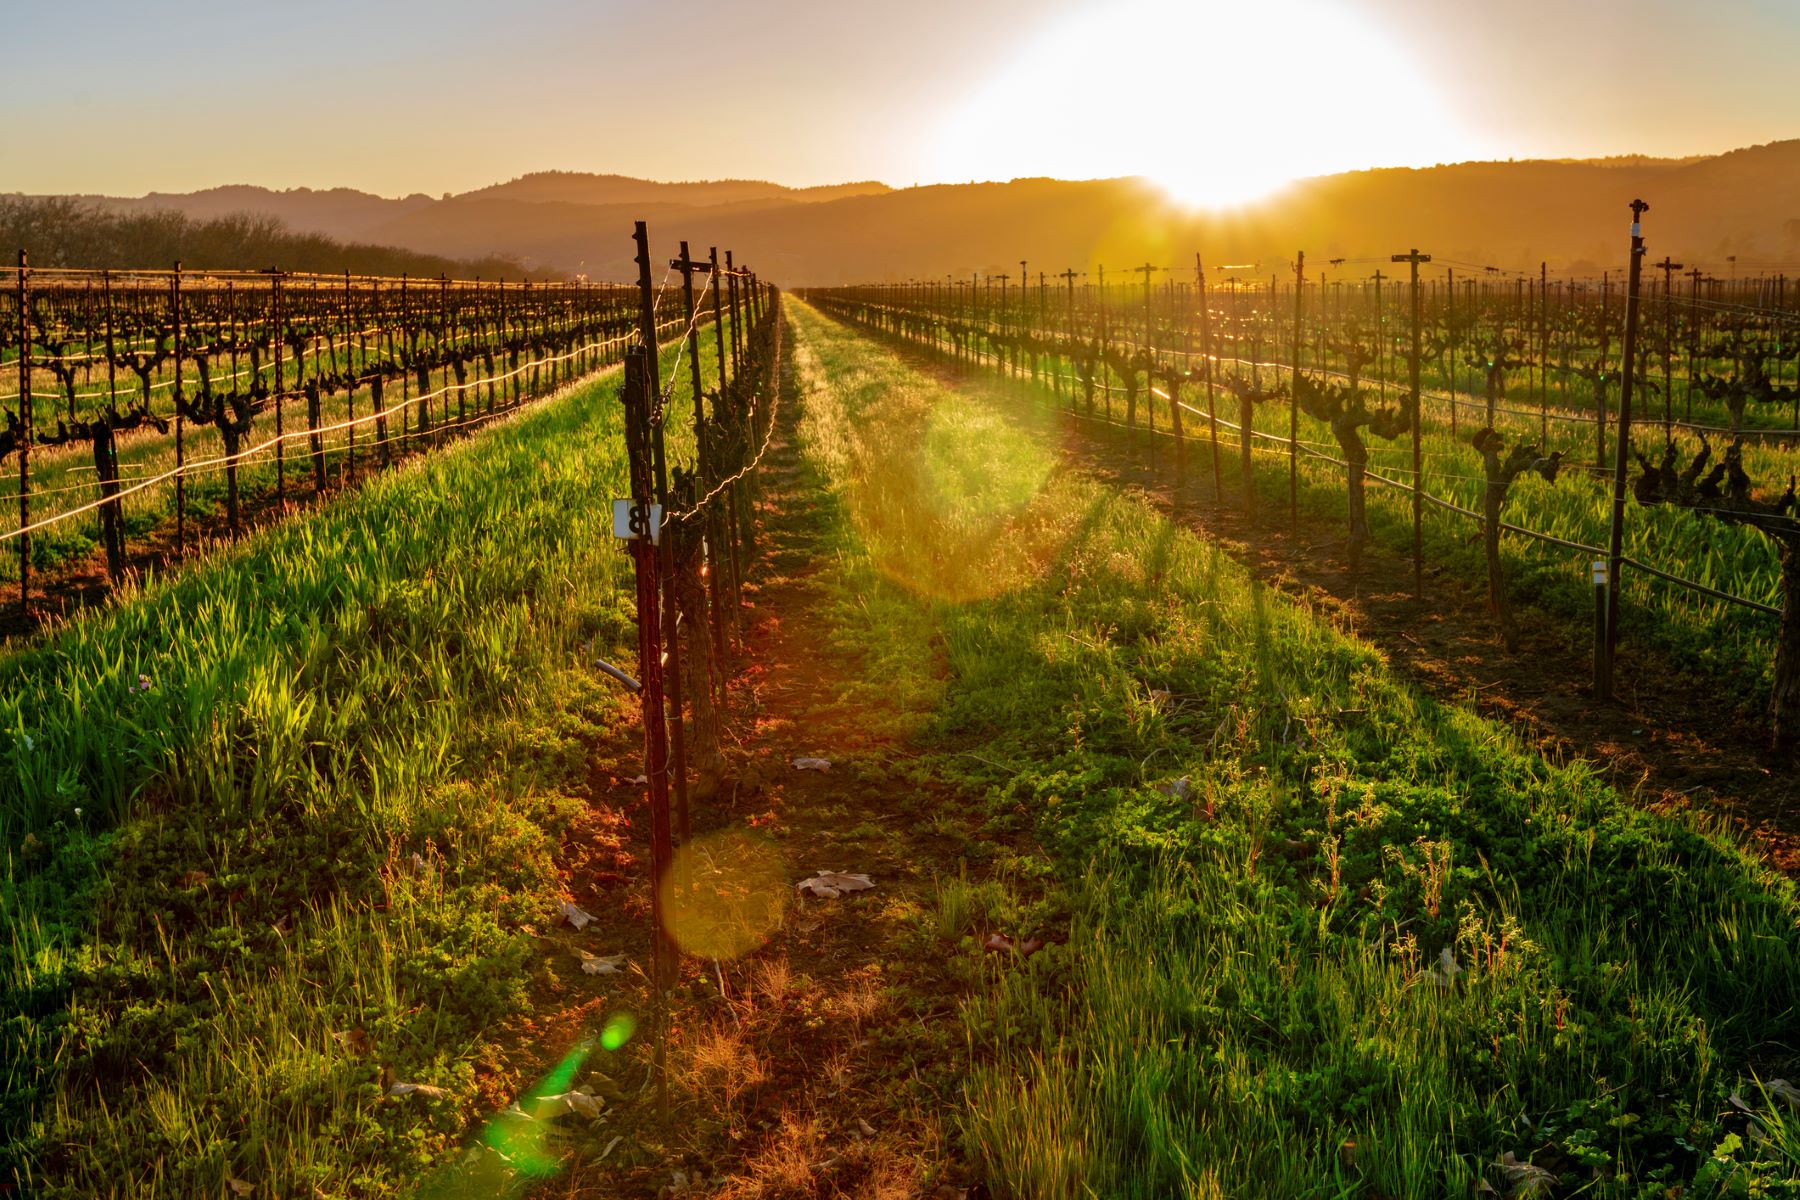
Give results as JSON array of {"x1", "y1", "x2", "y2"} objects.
[{"x1": 601, "y1": 1012, "x2": 636, "y2": 1051}]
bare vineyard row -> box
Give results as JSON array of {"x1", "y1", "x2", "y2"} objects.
[
  {"x1": 0, "y1": 261, "x2": 732, "y2": 617},
  {"x1": 800, "y1": 211, "x2": 1800, "y2": 754}
]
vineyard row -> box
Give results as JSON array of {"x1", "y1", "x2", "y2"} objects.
[{"x1": 800, "y1": 211, "x2": 1800, "y2": 754}]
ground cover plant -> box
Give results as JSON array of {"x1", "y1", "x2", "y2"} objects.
[{"x1": 783, "y1": 298, "x2": 1800, "y2": 1198}]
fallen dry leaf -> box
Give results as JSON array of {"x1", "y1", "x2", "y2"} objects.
[
  {"x1": 577, "y1": 950, "x2": 626, "y2": 976},
  {"x1": 797, "y1": 871, "x2": 874, "y2": 899},
  {"x1": 1418, "y1": 947, "x2": 1463, "y2": 990},
  {"x1": 332, "y1": 1028, "x2": 372, "y2": 1057},
  {"x1": 541, "y1": 1089, "x2": 603, "y2": 1120},
  {"x1": 1156, "y1": 777, "x2": 1194, "y2": 802},
  {"x1": 983, "y1": 933, "x2": 1045, "y2": 959},
  {"x1": 1490, "y1": 1151, "x2": 1556, "y2": 1197},
  {"x1": 559, "y1": 899, "x2": 596, "y2": 930}
]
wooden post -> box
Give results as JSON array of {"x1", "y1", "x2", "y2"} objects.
[
  {"x1": 272, "y1": 271, "x2": 285, "y2": 505},
  {"x1": 15, "y1": 251, "x2": 29, "y2": 617},
  {"x1": 1290, "y1": 250, "x2": 1305, "y2": 529},
  {"x1": 1393, "y1": 249, "x2": 1432, "y2": 598},
  {"x1": 710, "y1": 247, "x2": 744, "y2": 646},
  {"x1": 1654, "y1": 256, "x2": 1682, "y2": 434},
  {"x1": 1197, "y1": 254, "x2": 1221, "y2": 502},
  {"x1": 345, "y1": 271, "x2": 356, "y2": 479},
  {"x1": 172, "y1": 263, "x2": 185, "y2": 559},
  {"x1": 630, "y1": 223, "x2": 676, "y2": 1122},
  {"x1": 1600, "y1": 201, "x2": 1649, "y2": 702},
  {"x1": 308, "y1": 279, "x2": 326, "y2": 494},
  {"x1": 673, "y1": 239, "x2": 720, "y2": 822},
  {"x1": 1597, "y1": 272, "x2": 1611, "y2": 470},
  {"x1": 101, "y1": 269, "x2": 125, "y2": 574}
]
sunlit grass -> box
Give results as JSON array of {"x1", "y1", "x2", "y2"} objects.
[
  {"x1": 0, "y1": 319, "x2": 737, "y2": 1197},
  {"x1": 786, "y1": 298, "x2": 1800, "y2": 1198}
]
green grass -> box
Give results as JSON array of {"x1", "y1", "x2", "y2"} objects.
[
  {"x1": 0, "y1": 317, "x2": 740, "y2": 1197},
  {"x1": 785, "y1": 298, "x2": 1800, "y2": 1199}
]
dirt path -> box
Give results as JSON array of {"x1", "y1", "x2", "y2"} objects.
[
  {"x1": 501, "y1": 317, "x2": 996, "y2": 1199},
  {"x1": 865, "y1": 337, "x2": 1800, "y2": 872}
]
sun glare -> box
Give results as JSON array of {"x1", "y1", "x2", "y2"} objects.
[{"x1": 933, "y1": 0, "x2": 1483, "y2": 208}]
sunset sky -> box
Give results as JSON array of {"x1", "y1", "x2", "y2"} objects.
[{"x1": 10, "y1": 0, "x2": 1800, "y2": 206}]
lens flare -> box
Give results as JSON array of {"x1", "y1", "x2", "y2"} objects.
[
  {"x1": 600, "y1": 1011, "x2": 637, "y2": 1051},
  {"x1": 659, "y1": 829, "x2": 788, "y2": 959},
  {"x1": 842, "y1": 387, "x2": 1064, "y2": 602}
]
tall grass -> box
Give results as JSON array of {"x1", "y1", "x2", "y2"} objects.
[
  {"x1": 786, "y1": 299, "x2": 1800, "y2": 1198},
  {"x1": 1, "y1": 319, "x2": 736, "y2": 1197}
]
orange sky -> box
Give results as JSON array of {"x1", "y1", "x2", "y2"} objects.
[{"x1": 8, "y1": 0, "x2": 1800, "y2": 201}]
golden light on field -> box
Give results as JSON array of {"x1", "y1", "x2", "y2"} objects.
[
  {"x1": 933, "y1": 0, "x2": 1483, "y2": 209},
  {"x1": 660, "y1": 829, "x2": 789, "y2": 960}
]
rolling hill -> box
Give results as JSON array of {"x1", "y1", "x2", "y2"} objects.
[{"x1": 17, "y1": 142, "x2": 1800, "y2": 283}]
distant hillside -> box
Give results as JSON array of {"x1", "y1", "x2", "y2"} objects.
[
  {"x1": 452, "y1": 172, "x2": 891, "y2": 209},
  {"x1": 19, "y1": 142, "x2": 1800, "y2": 283},
  {"x1": 0, "y1": 197, "x2": 547, "y2": 278}
]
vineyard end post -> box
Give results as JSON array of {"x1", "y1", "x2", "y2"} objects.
[
  {"x1": 1602, "y1": 200, "x2": 1649, "y2": 702},
  {"x1": 630, "y1": 221, "x2": 675, "y2": 1124}
]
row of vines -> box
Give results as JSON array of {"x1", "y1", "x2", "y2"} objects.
[
  {"x1": 802, "y1": 236, "x2": 1800, "y2": 755},
  {"x1": 0, "y1": 264, "x2": 692, "y2": 620}
]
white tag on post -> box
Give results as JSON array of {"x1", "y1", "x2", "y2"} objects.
[{"x1": 612, "y1": 499, "x2": 664, "y2": 546}]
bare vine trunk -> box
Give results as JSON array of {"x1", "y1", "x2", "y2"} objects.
[
  {"x1": 1482, "y1": 476, "x2": 1519, "y2": 652},
  {"x1": 93, "y1": 425, "x2": 124, "y2": 578},
  {"x1": 676, "y1": 525, "x2": 723, "y2": 801},
  {"x1": 1346, "y1": 451, "x2": 1370, "y2": 572},
  {"x1": 1239, "y1": 393, "x2": 1256, "y2": 518},
  {"x1": 1773, "y1": 542, "x2": 1800, "y2": 759}
]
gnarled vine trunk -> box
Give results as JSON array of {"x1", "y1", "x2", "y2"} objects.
[{"x1": 1774, "y1": 540, "x2": 1800, "y2": 758}]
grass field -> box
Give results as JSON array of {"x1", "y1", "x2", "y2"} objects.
[
  {"x1": 5, "y1": 294, "x2": 1798, "y2": 1197},
  {"x1": 0, "y1": 324, "x2": 726, "y2": 1197},
  {"x1": 783, "y1": 299, "x2": 1800, "y2": 1198}
]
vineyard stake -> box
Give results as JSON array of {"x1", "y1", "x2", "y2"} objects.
[
  {"x1": 1198, "y1": 254, "x2": 1222, "y2": 502},
  {"x1": 1447, "y1": 266, "x2": 1458, "y2": 436},
  {"x1": 1291, "y1": 251, "x2": 1305, "y2": 530},
  {"x1": 172, "y1": 263, "x2": 185, "y2": 560},
  {"x1": 1685, "y1": 266, "x2": 1703, "y2": 422},
  {"x1": 273, "y1": 271, "x2": 285, "y2": 506},
  {"x1": 637, "y1": 228, "x2": 692, "y2": 856},
  {"x1": 1655, "y1": 255, "x2": 1682, "y2": 435},
  {"x1": 1597, "y1": 273, "x2": 1611, "y2": 470},
  {"x1": 15, "y1": 251, "x2": 28, "y2": 618},
  {"x1": 1393, "y1": 249, "x2": 1431, "y2": 597},
  {"x1": 102, "y1": 270, "x2": 125, "y2": 573},
  {"x1": 629, "y1": 223, "x2": 676, "y2": 1124},
  {"x1": 345, "y1": 271, "x2": 356, "y2": 479},
  {"x1": 710, "y1": 247, "x2": 744, "y2": 648},
  {"x1": 674, "y1": 242, "x2": 728, "y2": 700},
  {"x1": 1600, "y1": 200, "x2": 1650, "y2": 703}
]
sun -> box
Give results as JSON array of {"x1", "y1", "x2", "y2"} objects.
[{"x1": 932, "y1": 0, "x2": 1484, "y2": 209}]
